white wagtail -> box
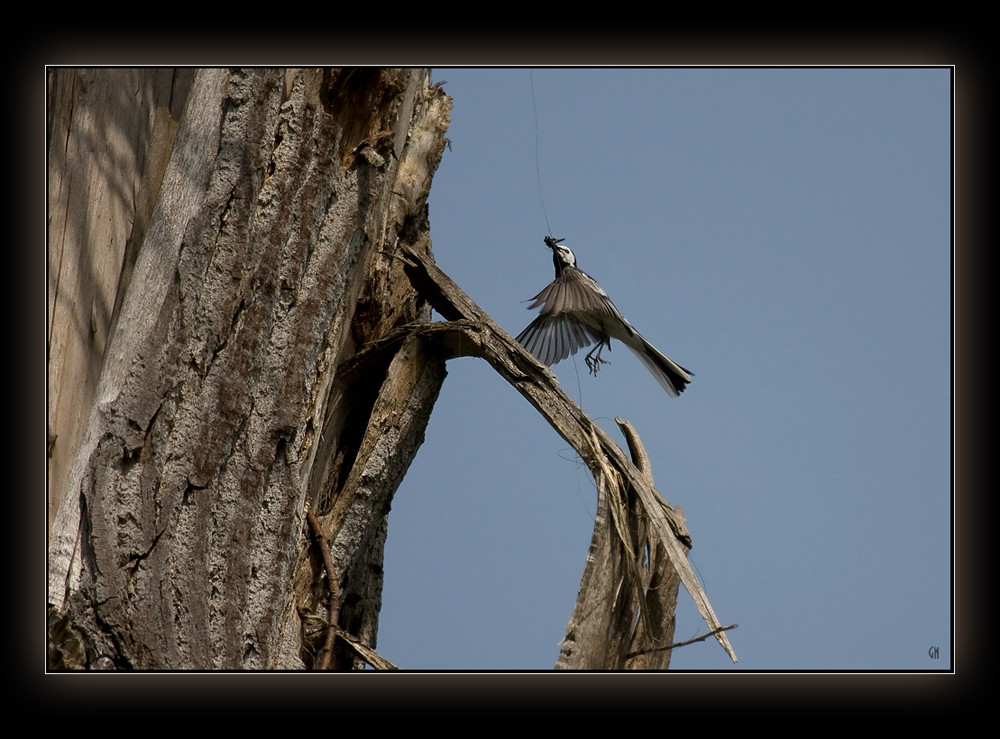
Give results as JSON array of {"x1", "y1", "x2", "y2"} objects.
[{"x1": 516, "y1": 236, "x2": 692, "y2": 397}]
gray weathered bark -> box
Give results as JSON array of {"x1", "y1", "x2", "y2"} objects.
[
  {"x1": 47, "y1": 67, "x2": 451, "y2": 670},
  {"x1": 47, "y1": 66, "x2": 732, "y2": 671}
]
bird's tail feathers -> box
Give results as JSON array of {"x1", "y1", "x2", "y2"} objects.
[{"x1": 626, "y1": 338, "x2": 693, "y2": 398}]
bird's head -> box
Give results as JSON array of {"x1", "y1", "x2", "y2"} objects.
[{"x1": 544, "y1": 236, "x2": 576, "y2": 274}]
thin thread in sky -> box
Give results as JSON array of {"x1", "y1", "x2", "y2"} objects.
[
  {"x1": 530, "y1": 72, "x2": 587, "y2": 419},
  {"x1": 530, "y1": 70, "x2": 553, "y2": 238}
]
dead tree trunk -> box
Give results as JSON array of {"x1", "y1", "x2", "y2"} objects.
[
  {"x1": 47, "y1": 67, "x2": 451, "y2": 670},
  {"x1": 48, "y1": 67, "x2": 734, "y2": 671}
]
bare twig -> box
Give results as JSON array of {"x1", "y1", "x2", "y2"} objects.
[
  {"x1": 626, "y1": 624, "x2": 739, "y2": 659},
  {"x1": 306, "y1": 508, "x2": 342, "y2": 670}
]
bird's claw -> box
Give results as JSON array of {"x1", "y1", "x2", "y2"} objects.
[{"x1": 585, "y1": 353, "x2": 611, "y2": 376}]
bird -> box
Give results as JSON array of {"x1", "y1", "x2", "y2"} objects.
[{"x1": 515, "y1": 236, "x2": 693, "y2": 397}]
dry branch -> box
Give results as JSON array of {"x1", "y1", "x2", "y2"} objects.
[
  {"x1": 626, "y1": 624, "x2": 740, "y2": 659},
  {"x1": 334, "y1": 628, "x2": 399, "y2": 671},
  {"x1": 306, "y1": 509, "x2": 342, "y2": 671},
  {"x1": 395, "y1": 244, "x2": 737, "y2": 665}
]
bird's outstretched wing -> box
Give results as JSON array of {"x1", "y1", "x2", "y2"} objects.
[
  {"x1": 516, "y1": 239, "x2": 693, "y2": 397},
  {"x1": 515, "y1": 312, "x2": 600, "y2": 366},
  {"x1": 516, "y1": 267, "x2": 628, "y2": 366},
  {"x1": 526, "y1": 267, "x2": 632, "y2": 335},
  {"x1": 516, "y1": 267, "x2": 638, "y2": 368}
]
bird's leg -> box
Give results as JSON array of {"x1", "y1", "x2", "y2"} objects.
[{"x1": 585, "y1": 338, "x2": 612, "y2": 376}]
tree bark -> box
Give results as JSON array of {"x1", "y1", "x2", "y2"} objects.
[
  {"x1": 47, "y1": 66, "x2": 733, "y2": 671},
  {"x1": 47, "y1": 67, "x2": 451, "y2": 670}
]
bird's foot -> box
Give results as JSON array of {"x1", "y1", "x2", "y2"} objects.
[{"x1": 585, "y1": 352, "x2": 611, "y2": 376}]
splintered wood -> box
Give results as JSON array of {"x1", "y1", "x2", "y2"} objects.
[{"x1": 396, "y1": 244, "x2": 738, "y2": 666}]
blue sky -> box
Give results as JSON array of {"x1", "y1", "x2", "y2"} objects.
[{"x1": 375, "y1": 67, "x2": 952, "y2": 670}]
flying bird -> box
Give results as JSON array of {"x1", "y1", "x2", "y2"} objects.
[{"x1": 515, "y1": 236, "x2": 692, "y2": 397}]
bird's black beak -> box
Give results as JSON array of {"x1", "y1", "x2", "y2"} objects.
[{"x1": 543, "y1": 236, "x2": 565, "y2": 249}]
